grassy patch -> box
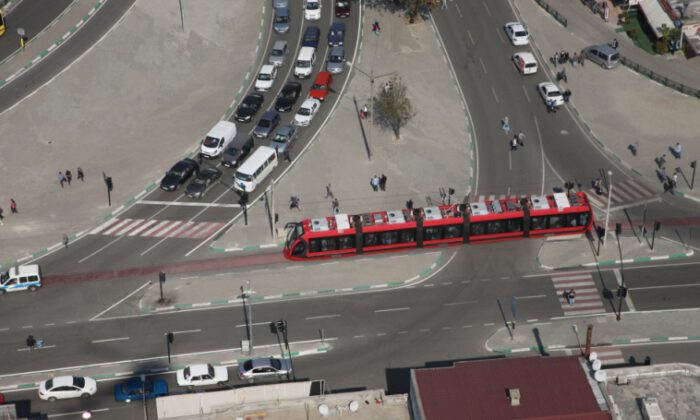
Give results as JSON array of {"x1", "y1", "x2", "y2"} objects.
[{"x1": 621, "y1": 9, "x2": 657, "y2": 54}]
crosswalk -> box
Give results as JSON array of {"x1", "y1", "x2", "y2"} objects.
[
  {"x1": 585, "y1": 179, "x2": 657, "y2": 209},
  {"x1": 590, "y1": 346, "x2": 626, "y2": 366},
  {"x1": 551, "y1": 273, "x2": 606, "y2": 316},
  {"x1": 89, "y1": 218, "x2": 224, "y2": 239}
]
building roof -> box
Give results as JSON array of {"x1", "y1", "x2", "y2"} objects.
[{"x1": 411, "y1": 356, "x2": 611, "y2": 420}]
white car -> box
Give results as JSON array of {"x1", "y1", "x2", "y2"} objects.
[
  {"x1": 538, "y1": 82, "x2": 564, "y2": 107},
  {"x1": 304, "y1": 0, "x2": 321, "y2": 20},
  {"x1": 294, "y1": 98, "x2": 321, "y2": 126},
  {"x1": 504, "y1": 22, "x2": 529, "y2": 46},
  {"x1": 39, "y1": 376, "x2": 97, "y2": 402},
  {"x1": 512, "y1": 52, "x2": 538, "y2": 75},
  {"x1": 176, "y1": 364, "x2": 229, "y2": 387},
  {"x1": 255, "y1": 65, "x2": 277, "y2": 92}
]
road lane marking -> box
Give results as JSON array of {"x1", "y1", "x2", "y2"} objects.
[
  {"x1": 483, "y1": 323, "x2": 495, "y2": 326},
  {"x1": 631, "y1": 283, "x2": 700, "y2": 290},
  {"x1": 443, "y1": 301, "x2": 477, "y2": 306},
  {"x1": 90, "y1": 282, "x2": 151, "y2": 321},
  {"x1": 515, "y1": 294, "x2": 547, "y2": 299},
  {"x1": 522, "y1": 84, "x2": 531, "y2": 102},
  {"x1": 353, "y1": 335, "x2": 365, "y2": 339},
  {"x1": 305, "y1": 314, "x2": 341, "y2": 320},
  {"x1": 91, "y1": 337, "x2": 130, "y2": 344},
  {"x1": 89, "y1": 218, "x2": 120, "y2": 235},
  {"x1": 102, "y1": 219, "x2": 133, "y2": 235},
  {"x1": 78, "y1": 236, "x2": 123, "y2": 264},
  {"x1": 172, "y1": 329, "x2": 202, "y2": 335},
  {"x1": 374, "y1": 307, "x2": 410, "y2": 313},
  {"x1": 479, "y1": 57, "x2": 487, "y2": 74},
  {"x1": 137, "y1": 200, "x2": 241, "y2": 208},
  {"x1": 235, "y1": 321, "x2": 271, "y2": 328},
  {"x1": 128, "y1": 219, "x2": 158, "y2": 236},
  {"x1": 482, "y1": 1, "x2": 491, "y2": 16},
  {"x1": 47, "y1": 408, "x2": 110, "y2": 418},
  {"x1": 142, "y1": 220, "x2": 170, "y2": 236},
  {"x1": 17, "y1": 345, "x2": 56, "y2": 352},
  {"x1": 491, "y1": 86, "x2": 499, "y2": 103},
  {"x1": 467, "y1": 30, "x2": 474, "y2": 45}
]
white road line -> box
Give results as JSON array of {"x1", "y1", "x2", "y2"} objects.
[
  {"x1": 305, "y1": 314, "x2": 341, "y2": 320},
  {"x1": 128, "y1": 219, "x2": 158, "y2": 236},
  {"x1": 102, "y1": 219, "x2": 132, "y2": 235},
  {"x1": 89, "y1": 218, "x2": 120, "y2": 235},
  {"x1": 467, "y1": 30, "x2": 474, "y2": 45},
  {"x1": 167, "y1": 221, "x2": 195, "y2": 238},
  {"x1": 515, "y1": 294, "x2": 547, "y2": 299},
  {"x1": 482, "y1": 1, "x2": 491, "y2": 16},
  {"x1": 142, "y1": 220, "x2": 170, "y2": 236},
  {"x1": 47, "y1": 408, "x2": 110, "y2": 418},
  {"x1": 483, "y1": 323, "x2": 495, "y2": 326},
  {"x1": 172, "y1": 329, "x2": 201, "y2": 335},
  {"x1": 91, "y1": 337, "x2": 130, "y2": 344},
  {"x1": 442, "y1": 301, "x2": 477, "y2": 306},
  {"x1": 17, "y1": 345, "x2": 56, "y2": 352},
  {"x1": 114, "y1": 219, "x2": 144, "y2": 236},
  {"x1": 479, "y1": 57, "x2": 487, "y2": 74},
  {"x1": 491, "y1": 86, "x2": 499, "y2": 103},
  {"x1": 522, "y1": 84, "x2": 531, "y2": 102},
  {"x1": 153, "y1": 220, "x2": 183, "y2": 238},
  {"x1": 235, "y1": 321, "x2": 271, "y2": 328},
  {"x1": 90, "y1": 282, "x2": 151, "y2": 321},
  {"x1": 631, "y1": 283, "x2": 700, "y2": 290},
  {"x1": 137, "y1": 200, "x2": 241, "y2": 208},
  {"x1": 374, "y1": 307, "x2": 410, "y2": 313},
  {"x1": 354, "y1": 335, "x2": 365, "y2": 339}
]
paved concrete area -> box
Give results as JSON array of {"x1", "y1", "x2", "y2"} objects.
[
  {"x1": 0, "y1": 0, "x2": 262, "y2": 263},
  {"x1": 213, "y1": 5, "x2": 474, "y2": 251},
  {"x1": 515, "y1": 0, "x2": 700, "y2": 202}
]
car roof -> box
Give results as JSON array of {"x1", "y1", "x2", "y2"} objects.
[
  {"x1": 506, "y1": 22, "x2": 525, "y2": 31},
  {"x1": 275, "y1": 7, "x2": 289, "y2": 15},
  {"x1": 514, "y1": 52, "x2": 535, "y2": 62},
  {"x1": 260, "y1": 64, "x2": 275, "y2": 72},
  {"x1": 330, "y1": 46, "x2": 345, "y2": 55},
  {"x1": 10, "y1": 264, "x2": 40, "y2": 277},
  {"x1": 200, "y1": 167, "x2": 221, "y2": 176},
  {"x1": 272, "y1": 40, "x2": 287, "y2": 48},
  {"x1": 51, "y1": 376, "x2": 79, "y2": 387},
  {"x1": 330, "y1": 22, "x2": 345, "y2": 30},
  {"x1": 187, "y1": 364, "x2": 210, "y2": 375},
  {"x1": 301, "y1": 98, "x2": 320, "y2": 107},
  {"x1": 587, "y1": 43, "x2": 617, "y2": 54},
  {"x1": 278, "y1": 124, "x2": 294, "y2": 134},
  {"x1": 246, "y1": 93, "x2": 264, "y2": 100},
  {"x1": 173, "y1": 159, "x2": 195, "y2": 170},
  {"x1": 262, "y1": 110, "x2": 278, "y2": 118},
  {"x1": 283, "y1": 81, "x2": 301, "y2": 90},
  {"x1": 305, "y1": 26, "x2": 320, "y2": 35}
]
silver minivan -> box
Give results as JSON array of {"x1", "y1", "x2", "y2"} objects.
[
  {"x1": 269, "y1": 40, "x2": 288, "y2": 67},
  {"x1": 326, "y1": 46, "x2": 345, "y2": 74},
  {"x1": 582, "y1": 44, "x2": 620, "y2": 69},
  {"x1": 273, "y1": 8, "x2": 290, "y2": 34}
]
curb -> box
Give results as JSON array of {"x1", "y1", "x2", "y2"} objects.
[
  {"x1": 141, "y1": 252, "x2": 444, "y2": 312},
  {"x1": 491, "y1": 334, "x2": 700, "y2": 355},
  {"x1": 537, "y1": 248, "x2": 694, "y2": 270},
  {"x1": 211, "y1": 241, "x2": 285, "y2": 253}
]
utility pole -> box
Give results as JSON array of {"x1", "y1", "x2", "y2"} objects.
[
  {"x1": 241, "y1": 281, "x2": 253, "y2": 352},
  {"x1": 353, "y1": 66, "x2": 397, "y2": 161},
  {"x1": 603, "y1": 170, "x2": 613, "y2": 247}
]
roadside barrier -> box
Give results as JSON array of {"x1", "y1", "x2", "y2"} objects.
[
  {"x1": 533, "y1": 0, "x2": 568, "y2": 27},
  {"x1": 620, "y1": 56, "x2": 700, "y2": 99}
]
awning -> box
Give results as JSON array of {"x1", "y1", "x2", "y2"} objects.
[{"x1": 639, "y1": 0, "x2": 676, "y2": 38}]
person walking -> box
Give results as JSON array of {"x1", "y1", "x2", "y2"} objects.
[
  {"x1": 379, "y1": 174, "x2": 387, "y2": 191},
  {"x1": 567, "y1": 289, "x2": 576, "y2": 305},
  {"x1": 283, "y1": 150, "x2": 292, "y2": 162},
  {"x1": 372, "y1": 20, "x2": 381, "y2": 34},
  {"x1": 510, "y1": 136, "x2": 519, "y2": 151},
  {"x1": 77, "y1": 167, "x2": 85, "y2": 182},
  {"x1": 361, "y1": 104, "x2": 369, "y2": 119},
  {"x1": 332, "y1": 198, "x2": 340, "y2": 214},
  {"x1": 58, "y1": 172, "x2": 66, "y2": 188},
  {"x1": 406, "y1": 199, "x2": 414, "y2": 210},
  {"x1": 325, "y1": 183, "x2": 334, "y2": 199},
  {"x1": 289, "y1": 195, "x2": 302, "y2": 211},
  {"x1": 672, "y1": 171, "x2": 678, "y2": 189},
  {"x1": 593, "y1": 178, "x2": 603, "y2": 195},
  {"x1": 501, "y1": 116, "x2": 510, "y2": 134},
  {"x1": 65, "y1": 170, "x2": 73, "y2": 185},
  {"x1": 10, "y1": 199, "x2": 17, "y2": 214},
  {"x1": 611, "y1": 38, "x2": 619, "y2": 49},
  {"x1": 517, "y1": 131, "x2": 525, "y2": 146},
  {"x1": 0, "y1": 207, "x2": 4, "y2": 226},
  {"x1": 370, "y1": 175, "x2": 380, "y2": 192},
  {"x1": 673, "y1": 142, "x2": 682, "y2": 159}
]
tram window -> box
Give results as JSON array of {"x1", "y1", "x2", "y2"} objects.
[
  {"x1": 567, "y1": 214, "x2": 579, "y2": 227},
  {"x1": 320, "y1": 238, "x2": 338, "y2": 251},
  {"x1": 381, "y1": 231, "x2": 399, "y2": 245},
  {"x1": 580, "y1": 213, "x2": 590, "y2": 227},
  {"x1": 531, "y1": 217, "x2": 547, "y2": 230},
  {"x1": 506, "y1": 218, "x2": 522, "y2": 232},
  {"x1": 400, "y1": 229, "x2": 416, "y2": 243},
  {"x1": 338, "y1": 235, "x2": 355, "y2": 249},
  {"x1": 470, "y1": 222, "x2": 487, "y2": 236},
  {"x1": 549, "y1": 215, "x2": 565, "y2": 229},
  {"x1": 487, "y1": 220, "x2": 505, "y2": 234},
  {"x1": 424, "y1": 227, "x2": 443, "y2": 241},
  {"x1": 364, "y1": 233, "x2": 379, "y2": 247},
  {"x1": 444, "y1": 225, "x2": 462, "y2": 239},
  {"x1": 309, "y1": 239, "x2": 321, "y2": 253},
  {"x1": 292, "y1": 241, "x2": 306, "y2": 256}
]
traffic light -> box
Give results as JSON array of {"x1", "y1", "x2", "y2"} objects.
[
  {"x1": 617, "y1": 286, "x2": 628, "y2": 298},
  {"x1": 615, "y1": 223, "x2": 622, "y2": 236},
  {"x1": 159, "y1": 271, "x2": 166, "y2": 284},
  {"x1": 167, "y1": 332, "x2": 174, "y2": 344},
  {"x1": 105, "y1": 177, "x2": 113, "y2": 192}
]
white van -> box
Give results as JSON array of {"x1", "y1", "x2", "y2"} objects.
[
  {"x1": 200, "y1": 121, "x2": 237, "y2": 159},
  {"x1": 0, "y1": 264, "x2": 42, "y2": 294},
  {"x1": 294, "y1": 47, "x2": 316, "y2": 79},
  {"x1": 234, "y1": 146, "x2": 278, "y2": 193}
]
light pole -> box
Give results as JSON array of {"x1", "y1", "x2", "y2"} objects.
[
  {"x1": 353, "y1": 66, "x2": 397, "y2": 160},
  {"x1": 241, "y1": 281, "x2": 253, "y2": 352},
  {"x1": 615, "y1": 223, "x2": 627, "y2": 321},
  {"x1": 603, "y1": 170, "x2": 613, "y2": 247}
]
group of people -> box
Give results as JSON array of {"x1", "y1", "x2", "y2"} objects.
[
  {"x1": 58, "y1": 168, "x2": 85, "y2": 188},
  {"x1": 550, "y1": 50, "x2": 584, "y2": 68},
  {"x1": 510, "y1": 131, "x2": 526, "y2": 151},
  {"x1": 370, "y1": 174, "x2": 388, "y2": 192}
]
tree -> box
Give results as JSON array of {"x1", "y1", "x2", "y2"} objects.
[
  {"x1": 393, "y1": 0, "x2": 435, "y2": 23},
  {"x1": 373, "y1": 76, "x2": 414, "y2": 140}
]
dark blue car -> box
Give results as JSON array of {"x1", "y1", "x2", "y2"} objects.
[
  {"x1": 328, "y1": 22, "x2": 345, "y2": 47},
  {"x1": 302, "y1": 26, "x2": 320, "y2": 48},
  {"x1": 114, "y1": 377, "x2": 168, "y2": 402}
]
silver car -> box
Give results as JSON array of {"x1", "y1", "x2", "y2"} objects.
[
  {"x1": 253, "y1": 110, "x2": 281, "y2": 138},
  {"x1": 273, "y1": 7, "x2": 290, "y2": 34},
  {"x1": 238, "y1": 358, "x2": 292, "y2": 383},
  {"x1": 326, "y1": 46, "x2": 345, "y2": 74},
  {"x1": 272, "y1": 0, "x2": 288, "y2": 8},
  {"x1": 269, "y1": 40, "x2": 288, "y2": 68},
  {"x1": 268, "y1": 123, "x2": 297, "y2": 153}
]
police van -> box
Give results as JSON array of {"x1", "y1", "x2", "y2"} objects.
[{"x1": 0, "y1": 264, "x2": 42, "y2": 294}]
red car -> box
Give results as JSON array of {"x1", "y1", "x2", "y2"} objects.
[{"x1": 309, "y1": 72, "x2": 333, "y2": 101}]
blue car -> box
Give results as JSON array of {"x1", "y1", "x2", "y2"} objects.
[
  {"x1": 302, "y1": 26, "x2": 320, "y2": 48},
  {"x1": 328, "y1": 22, "x2": 345, "y2": 47},
  {"x1": 114, "y1": 377, "x2": 168, "y2": 402}
]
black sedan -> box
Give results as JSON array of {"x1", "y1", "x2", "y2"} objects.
[
  {"x1": 275, "y1": 82, "x2": 302, "y2": 112},
  {"x1": 160, "y1": 158, "x2": 199, "y2": 191},
  {"x1": 185, "y1": 167, "x2": 222, "y2": 199},
  {"x1": 234, "y1": 93, "x2": 265, "y2": 122}
]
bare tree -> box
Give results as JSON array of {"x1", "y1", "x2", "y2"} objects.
[
  {"x1": 393, "y1": 0, "x2": 435, "y2": 22},
  {"x1": 373, "y1": 76, "x2": 414, "y2": 140}
]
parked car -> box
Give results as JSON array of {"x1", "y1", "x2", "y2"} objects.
[
  {"x1": 255, "y1": 64, "x2": 277, "y2": 92},
  {"x1": 328, "y1": 22, "x2": 345, "y2": 47},
  {"x1": 326, "y1": 46, "x2": 345, "y2": 74},
  {"x1": 273, "y1": 7, "x2": 290, "y2": 34},
  {"x1": 238, "y1": 357, "x2": 293, "y2": 382},
  {"x1": 302, "y1": 26, "x2": 320, "y2": 48},
  {"x1": 254, "y1": 110, "x2": 281, "y2": 138},
  {"x1": 160, "y1": 158, "x2": 199, "y2": 191},
  {"x1": 269, "y1": 123, "x2": 298, "y2": 153},
  {"x1": 335, "y1": 0, "x2": 350, "y2": 18},
  {"x1": 538, "y1": 81, "x2": 564, "y2": 107},
  {"x1": 222, "y1": 136, "x2": 254, "y2": 168},
  {"x1": 294, "y1": 98, "x2": 321, "y2": 126},
  {"x1": 185, "y1": 167, "x2": 222, "y2": 199},
  {"x1": 114, "y1": 377, "x2": 168, "y2": 402},
  {"x1": 504, "y1": 22, "x2": 529, "y2": 46},
  {"x1": 304, "y1": 0, "x2": 321, "y2": 20},
  {"x1": 309, "y1": 71, "x2": 333, "y2": 101},
  {"x1": 512, "y1": 52, "x2": 538, "y2": 75},
  {"x1": 582, "y1": 44, "x2": 620, "y2": 69},
  {"x1": 275, "y1": 82, "x2": 302, "y2": 112},
  {"x1": 176, "y1": 364, "x2": 229, "y2": 387},
  {"x1": 39, "y1": 376, "x2": 97, "y2": 402},
  {"x1": 234, "y1": 93, "x2": 265, "y2": 123},
  {"x1": 268, "y1": 40, "x2": 288, "y2": 67}
]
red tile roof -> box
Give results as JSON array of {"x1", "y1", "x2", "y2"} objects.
[{"x1": 412, "y1": 356, "x2": 611, "y2": 420}]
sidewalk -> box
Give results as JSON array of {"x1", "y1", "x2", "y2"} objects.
[
  {"x1": 213, "y1": 5, "x2": 474, "y2": 251},
  {"x1": 515, "y1": 0, "x2": 700, "y2": 203}
]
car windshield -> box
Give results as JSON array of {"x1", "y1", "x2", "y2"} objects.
[
  {"x1": 191, "y1": 178, "x2": 206, "y2": 186},
  {"x1": 282, "y1": 88, "x2": 296, "y2": 98},
  {"x1": 271, "y1": 49, "x2": 283, "y2": 56},
  {"x1": 274, "y1": 134, "x2": 288, "y2": 143},
  {"x1": 225, "y1": 147, "x2": 240, "y2": 156},
  {"x1": 271, "y1": 359, "x2": 282, "y2": 369},
  {"x1": 258, "y1": 73, "x2": 271, "y2": 81},
  {"x1": 298, "y1": 107, "x2": 311, "y2": 116},
  {"x1": 258, "y1": 119, "x2": 271, "y2": 128},
  {"x1": 515, "y1": 30, "x2": 528, "y2": 37},
  {"x1": 329, "y1": 54, "x2": 343, "y2": 63},
  {"x1": 203, "y1": 137, "x2": 219, "y2": 147},
  {"x1": 297, "y1": 60, "x2": 311, "y2": 67},
  {"x1": 73, "y1": 377, "x2": 85, "y2": 388},
  {"x1": 311, "y1": 83, "x2": 326, "y2": 91},
  {"x1": 243, "y1": 360, "x2": 253, "y2": 371},
  {"x1": 306, "y1": 2, "x2": 319, "y2": 10},
  {"x1": 235, "y1": 172, "x2": 253, "y2": 182},
  {"x1": 167, "y1": 170, "x2": 182, "y2": 177},
  {"x1": 275, "y1": 15, "x2": 288, "y2": 23},
  {"x1": 548, "y1": 91, "x2": 561, "y2": 97}
]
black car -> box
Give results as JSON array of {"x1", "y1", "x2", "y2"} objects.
[
  {"x1": 222, "y1": 136, "x2": 254, "y2": 168},
  {"x1": 335, "y1": 0, "x2": 350, "y2": 18},
  {"x1": 234, "y1": 93, "x2": 264, "y2": 123},
  {"x1": 275, "y1": 82, "x2": 302, "y2": 112},
  {"x1": 302, "y1": 26, "x2": 320, "y2": 48},
  {"x1": 185, "y1": 167, "x2": 222, "y2": 199},
  {"x1": 160, "y1": 158, "x2": 199, "y2": 191}
]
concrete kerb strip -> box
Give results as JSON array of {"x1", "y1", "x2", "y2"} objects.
[
  {"x1": 142, "y1": 252, "x2": 445, "y2": 312},
  {"x1": 0, "y1": 0, "x2": 22, "y2": 15},
  {"x1": 0, "y1": 0, "x2": 106, "y2": 89},
  {"x1": 0, "y1": 341, "x2": 333, "y2": 392},
  {"x1": 0, "y1": 3, "x2": 270, "y2": 270},
  {"x1": 536, "y1": 244, "x2": 694, "y2": 271}
]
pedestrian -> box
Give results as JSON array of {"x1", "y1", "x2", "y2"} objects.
[
  {"x1": 77, "y1": 167, "x2": 85, "y2": 182},
  {"x1": 611, "y1": 38, "x2": 619, "y2": 49},
  {"x1": 672, "y1": 142, "x2": 682, "y2": 159},
  {"x1": 563, "y1": 89, "x2": 572, "y2": 103},
  {"x1": 672, "y1": 171, "x2": 678, "y2": 188},
  {"x1": 547, "y1": 99, "x2": 557, "y2": 113},
  {"x1": 379, "y1": 174, "x2": 387, "y2": 191},
  {"x1": 372, "y1": 20, "x2": 381, "y2": 34},
  {"x1": 628, "y1": 141, "x2": 639, "y2": 156},
  {"x1": 406, "y1": 199, "x2": 414, "y2": 210},
  {"x1": 501, "y1": 116, "x2": 510, "y2": 134},
  {"x1": 510, "y1": 136, "x2": 519, "y2": 151},
  {"x1": 0, "y1": 207, "x2": 4, "y2": 226},
  {"x1": 517, "y1": 130, "x2": 525, "y2": 146},
  {"x1": 361, "y1": 104, "x2": 369, "y2": 119},
  {"x1": 441, "y1": 0, "x2": 447, "y2": 10},
  {"x1": 332, "y1": 198, "x2": 340, "y2": 214},
  {"x1": 58, "y1": 172, "x2": 66, "y2": 188},
  {"x1": 325, "y1": 183, "x2": 334, "y2": 199},
  {"x1": 567, "y1": 289, "x2": 576, "y2": 305},
  {"x1": 593, "y1": 178, "x2": 603, "y2": 195},
  {"x1": 289, "y1": 195, "x2": 301, "y2": 211},
  {"x1": 660, "y1": 167, "x2": 668, "y2": 184},
  {"x1": 578, "y1": 52, "x2": 585, "y2": 66},
  {"x1": 603, "y1": 2, "x2": 609, "y2": 22},
  {"x1": 283, "y1": 150, "x2": 292, "y2": 162},
  {"x1": 370, "y1": 175, "x2": 380, "y2": 192},
  {"x1": 26, "y1": 335, "x2": 36, "y2": 351},
  {"x1": 65, "y1": 170, "x2": 73, "y2": 185},
  {"x1": 10, "y1": 199, "x2": 17, "y2": 214},
  {"x1": 656, "y1": 153, "x2": 667, "y2": 169}
]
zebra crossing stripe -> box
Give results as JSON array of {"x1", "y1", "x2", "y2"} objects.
[
  {"x1": 611, "y1": 185, "x2": 634, "y2": 202},
  {"x1": 167, "y1": 221, "x2": 195, "y2": 238},
  {"x1": 142, "y1": 220, "x2": 170, "y2": 237},
  {"x1": 193, "y1": 222, "x2": 223, "y2": 239},
  {"x1": 103, "y1": 219, "x2": 133, "y2": 235},
  {"x1": 624, "y1": 180, "x2": 654, "y2": 196},
  {"x1": 128, "y1": 219, "x2": 158, "y2": 236},
  {"x1": 153, "y1": 221, "x2": 183, "y2": 237},
  {"x1": 90, "y1": 218, "x2": 121, "y2": 235},
  {"x1": 115, "y1": 219, "x2": 145, "y2": 236},
  {"x1": 182, "y1": 222, "x2": 213, "y2": 239}
]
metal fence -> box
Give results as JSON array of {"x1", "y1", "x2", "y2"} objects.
[
  {"x1": 620, "y1": 57, "x2": 700, "y2": 99},
  {"x1": 534, "y1": 0, "x2": 568, "y2": 27}
]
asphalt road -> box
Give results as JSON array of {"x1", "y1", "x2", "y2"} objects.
[{"x1": 0, "y1": 0, "x2": 74, "y2": 61}]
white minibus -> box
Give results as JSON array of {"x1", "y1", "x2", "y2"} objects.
[{"x1": 234, "y1": 146, "x2": 278, "y2": 193}]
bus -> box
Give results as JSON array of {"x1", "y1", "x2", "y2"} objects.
[
  {"x1": 233, "y1": 145, "x2": 278, "y2": 193},
  {"x1": 283, "y1": 192, "x2": 594, "y2": 260}
]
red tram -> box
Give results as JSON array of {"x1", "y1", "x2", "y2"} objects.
[{"x1": 283, "y1": 192, "x2": 594, "y2": 260}]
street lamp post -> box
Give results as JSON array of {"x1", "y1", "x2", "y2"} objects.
[
  {"x1": 615, "y1": 223, "x2": 627, "y2": 321},
  {"x1": 241, "y1": 281, "x2": 253, "y2": 352},
  {"x1": 603, "y1": 170, "x2": 613, "y2": 247},
  {"x1": 353, "y1": 66, "x2": 397, "y2": 160}
]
